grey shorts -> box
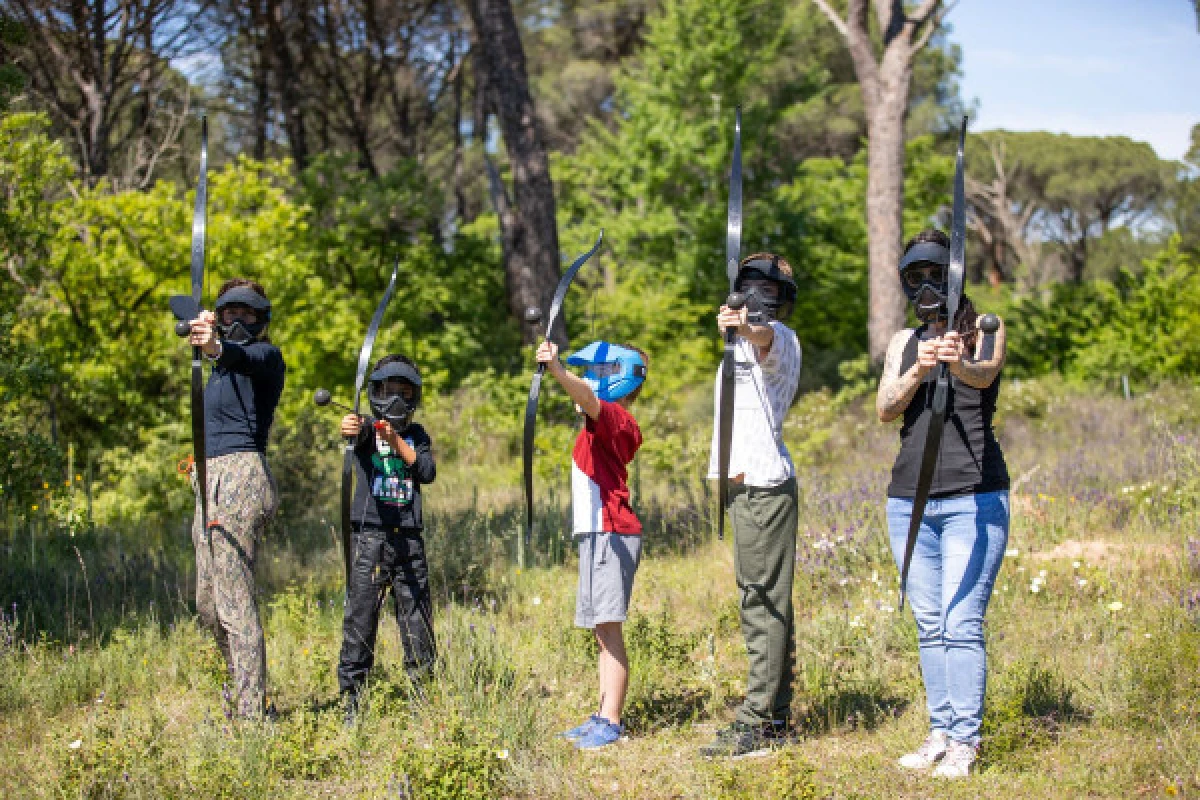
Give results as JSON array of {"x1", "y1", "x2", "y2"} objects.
[{"x1": 574, "y1": 532, "x2": 642, "y2": 628}]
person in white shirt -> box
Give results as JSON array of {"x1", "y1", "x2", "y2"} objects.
[{"x1": 700, "y1": 253, "x2": 803, "y2": 758}]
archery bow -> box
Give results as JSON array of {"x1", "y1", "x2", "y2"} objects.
[
  {"x1": 335, "y1": 257, "x2": 400, "y2": 586},
  {"x1": 897, "y1": 115, "x2": 969, "y2": 609},
  {"x1": 521, "y1": 230, "x2": 605, "y2": 545},
  {"x1": 169, "y1": 117, "x2": 210, "y2": 537},
  {"x1": 715, "y1": 107, "x2": 743, "y2": 540}
]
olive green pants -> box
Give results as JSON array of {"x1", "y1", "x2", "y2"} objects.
[{"x1": 729, "y1": 477, "x2": 797, "y2": 726}]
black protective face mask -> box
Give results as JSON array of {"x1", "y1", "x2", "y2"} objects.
[
  {"x1": 910, "y1": 283, "x2": 948, "y2": 324},
  {"x1": 217, "y1": 320, "x2": 268, "y2": 344},
  {"x1": 741, "y1": 289, "x2": 776, "y2": 324},
  {"x1": 368, "y1": 384, "x2": 416, "y2": 430},
  {"x1": 737, "y1": 273, "x2": 788, "y2": 323}
]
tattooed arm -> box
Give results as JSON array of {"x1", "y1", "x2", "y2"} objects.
[
  {"x1": 945, "y1": 316, "x2": 1007, "y2": 389},
  {"x1": 876, "y1": 329, "x2": 937, "y2": 423}
]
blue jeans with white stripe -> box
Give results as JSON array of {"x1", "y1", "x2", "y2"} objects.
[{"x1": 886, "y1": 490, "x2": 1009, "y2": 746}]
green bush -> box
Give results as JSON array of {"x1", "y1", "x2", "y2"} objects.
[
  {"x1": 706, "y1": 748, "x2": 819, "y2": 800},
  {"x1": 393, "y1": 715, "x2": 508, "y2": 800},
  {"x1": 981, "y1": 661, "x2": 1081, "y2": 767},
  {"x1": 1119, "y1": 616, "x2": 1200, "y2": 728}
]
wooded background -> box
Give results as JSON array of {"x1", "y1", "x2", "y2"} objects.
[{"x1": 1, "y1": 0, "x2": 1197, "y2": 528}]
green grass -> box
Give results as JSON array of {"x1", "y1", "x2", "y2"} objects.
[{"x1": 2, "y1": 381, "x2": 1199, "y2": 798}]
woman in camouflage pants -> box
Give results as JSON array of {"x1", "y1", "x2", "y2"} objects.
[{"x1": 183, "y1": 279, "x2": 286, "y2": 719}]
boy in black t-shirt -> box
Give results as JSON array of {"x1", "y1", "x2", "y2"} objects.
[{"x1": 335, "y1": 354, "x2": 437, "y2": 723}]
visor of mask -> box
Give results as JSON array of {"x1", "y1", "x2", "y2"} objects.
[
  {"x1": 215, "y1": 286, "x2": 272, "y2": 321},
  {"x1": 566, "y1": 341, "x2": 646, "y2": 403},
  {"x1": 898, "y1": 242, "x2": 950, "y2": 289}
]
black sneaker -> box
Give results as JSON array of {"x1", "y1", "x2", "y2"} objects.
[{"x1": 698, "y1": 721, "x2": 792, "y2": 758}]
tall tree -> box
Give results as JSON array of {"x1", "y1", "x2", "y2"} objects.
[
  {"x1": 465, "y1": 0, "x2": 562, "y2": 342},
  {"x1": 1164, "y1": 123, "x2": 1200, "y2": 254},
  {"x1": 965, "y1": 133, "x2": 1040, "y2": 286},
  {"x1": 1, "y1": 0, "x2": 211, "y2": 187},
  {"x1": 965, "y1": 130, "x2": 1166, "y2": 285},
  {"x1": 810, "y1": 0, "x2": 950, "y2": 364}
]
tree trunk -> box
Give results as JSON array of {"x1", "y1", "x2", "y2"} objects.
[
  {"x1": 465, "y1": 0, "x2": 562, "y2": 344},
  {"x1": 864, "y1": 87, "x2": 910, "y2": 363},
  {"x1": 810, "y1": 0, "x2": 947, "y2": 365},
  {"x1": 265, "y1": 0, "x2": 310, "y2": 169}
]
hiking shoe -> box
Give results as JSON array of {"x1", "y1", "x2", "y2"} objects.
[
  {"x1": 698, "y1": 721, "x2": 791, "y2": 759},
  {"x1": 932, "y1": 740, "x2": 977, "y2": 778},
  {"x1": 575, "y1": 719, "x2": 624, "y2": 750},
  {"x1": 897, "y1": 730, "x2": 948, "y2": 769},
  {"x1": 558, "y1": 714, "x2": 603, "y2": 741}
]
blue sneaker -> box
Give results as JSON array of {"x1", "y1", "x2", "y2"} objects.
[
  {"x1": 575, "y1": 719, "x2": 624, "y2": 750},
  {"x1": 558, "y1": 714, "x2": 603, "y2": 741}
]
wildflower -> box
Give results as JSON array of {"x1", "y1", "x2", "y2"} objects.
[
  {"x1": 1030, "y1": 583, "x2": 1041, "y2": 594},
  {"x1": 1005, "y1": 548, "x2": 1019, "y2": 558},
  {"x1": 879, "y1": 604, "x2": 895, "y2": 613},
  {"x1": 68, "y1": 739, "x2": 82, "y2": 750},
  {"x1": 531, "y1": 596, "x2": 542, "y2": 606},
  {"x1": 495, "y1": 749, "x2": 510, "y2": 760},
  {"x1": 1038, "y1": 569, "x2": 1048, "y2": 578},
  {"x1": 1107, "y1": 601, "x2": 1125, "y2": 612},
  {"x1": 1076, "y1": 578, "x2": 1088, "y2": 588},
  {"x1": 31, "y1": 504, "x2": 38, "y2": 512},
  {"x1": 1072, "y1": 561, "x2": 1081, "y2": 569},
  {"x1": 849, "y1": 616, "x2": 863, "y2": 628},
  {"x1": 1144, "y1": 633, "x2": 1153, "y2": 639}
]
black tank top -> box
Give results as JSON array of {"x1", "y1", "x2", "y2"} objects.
[{"x1": 887, "y1": 367, "x2": 1010, "y2": 499}]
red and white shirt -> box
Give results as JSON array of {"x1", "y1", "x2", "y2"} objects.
[{"x1": 571, "y1": 400, "x2": 643, "y2": 534}]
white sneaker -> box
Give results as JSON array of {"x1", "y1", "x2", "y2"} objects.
[
  {"x1": 932, "y1": 740, "x2": 977, "y2": 778},
  {"x1": 897, "y1": 730, "x2": 948, "y2": 769}
]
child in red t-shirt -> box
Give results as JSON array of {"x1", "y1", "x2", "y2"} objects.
[{"x1": 536, "y1": 339, "x2": 647, "y2": 751}]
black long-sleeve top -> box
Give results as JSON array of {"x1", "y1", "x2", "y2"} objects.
[
  {"x1": 204, "y1": 340, "x2": 286, "y2": 457},
  {"x1": 350, "y1": 418, "x2": 436, "y2": 531}
]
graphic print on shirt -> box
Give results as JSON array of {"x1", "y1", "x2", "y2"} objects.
[{"x1": 370, "y1": 433, "x2": 414, "y2": 508}]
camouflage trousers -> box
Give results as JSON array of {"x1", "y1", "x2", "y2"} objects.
[{"x1": 192, "y1": 451, "x2": 279, "y2": 718}]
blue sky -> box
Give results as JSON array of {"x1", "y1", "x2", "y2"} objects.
[{"x1": 951, "y1": 0, "x2": 1199, "y2": 160}]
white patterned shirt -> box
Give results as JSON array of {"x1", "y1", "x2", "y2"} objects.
[{"x1": 707, "y1": 321, "x2": 801, "y2": 488}]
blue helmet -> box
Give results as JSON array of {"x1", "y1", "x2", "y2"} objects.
[{"x1": 566, "y1": 341, "x2": 647, "y2": 403}]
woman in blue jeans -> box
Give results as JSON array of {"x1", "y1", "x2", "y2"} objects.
[{"x1": 875, "y1": 229, "x2": 1010, "y2": 778}]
